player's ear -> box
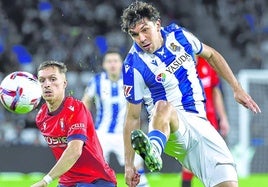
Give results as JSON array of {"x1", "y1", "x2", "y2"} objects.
[
  {"x1": 64, "y1": 80, "x2": 67, "y2": 88},
  {"x1": 156, "y1": 19, "x2": 161, "y2": 31}
]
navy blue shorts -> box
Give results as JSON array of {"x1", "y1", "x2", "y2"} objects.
[{"x1": 58, "y1": 179, "x2": 116, "y2": 187}]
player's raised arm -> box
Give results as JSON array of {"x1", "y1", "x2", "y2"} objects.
[{"x1": 199, "y1": 44, "x2": 261, "y2": 114}]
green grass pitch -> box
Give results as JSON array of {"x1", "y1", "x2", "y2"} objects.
[{"x1": 0, "y1": 172, "x2": 267, "y2": 187}]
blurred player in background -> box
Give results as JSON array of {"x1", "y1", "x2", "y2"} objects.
[
  {"x1": 181, "y1": 56, "x2": 230, "y2": 187},
  {"x1": 82, "y1": 49, "x2": 150, "y2": 187},
  {"x1": 32, "y1": 61, "x2": 116, "y2": 187},
  {"x1": 120, "y1": 1, "x2": 260, "y2": 187}
]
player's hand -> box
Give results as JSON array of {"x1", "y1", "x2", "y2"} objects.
[
  {"x1": 125, "y1": 167, "x2": 141, "y2": 187},
  {"x1": 219, "y1": 117, "x2": 229, "y2": 138},
  {"x1": 234, "y1": 84, "x2": 261, "y2": 114},
  {"x1": 30, "y1": 180, "x2": 48, "y2": 187}
]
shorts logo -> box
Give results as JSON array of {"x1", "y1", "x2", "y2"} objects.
[{"x1": 155, "y1": 73, "x2": 166, "y2": 83}]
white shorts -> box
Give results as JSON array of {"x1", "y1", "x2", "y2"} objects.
[
  {"x1": 164, "y1": 112, "x2": 238, "y2": 187},
  {"x1": 96, "y1": 131, "x2": 144, "y2": 167}
]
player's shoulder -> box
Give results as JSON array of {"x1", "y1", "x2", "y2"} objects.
[
  {"x1": 36, "y1": 103, "x2": 47, "y2": 121},
  {"x1": 163, "y1": 23, "x2": 181, "y2": 32},
  {"x1": 91, "y1": 72, "x2": 103, "y2": 79},
  {"x1": 65, "y1": 97, "x2": 84, "y2": 111},
  {"x1": 123, "y1": 47, "x2": 138, "y2": 66}
]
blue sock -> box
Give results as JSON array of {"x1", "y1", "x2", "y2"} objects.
[
  {"x1": 137, "y1": 168, "x2": 145, "y2": 175},
  {"x1": 148, "y1": 130, "x2": 167, "y2": 154}
]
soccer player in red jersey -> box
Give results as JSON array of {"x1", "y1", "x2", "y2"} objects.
[
  {"x1": 181, "y1": 56, "x2": 230, "y2": 187},
  {"x1": 31, "y1": 61, "x2": 117, "y2": 187}
]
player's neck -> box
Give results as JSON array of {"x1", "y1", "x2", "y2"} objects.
[
  {"x1": 47, "y1": 96, "x2": 65, "y2": 112},
  {"x1": 109, "y1": 74, "x2": 120, "y2": 82}
]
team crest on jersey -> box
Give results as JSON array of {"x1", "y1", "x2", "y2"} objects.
[
  {"x1": 60, "y1": 118, "x2": 65, "y2": 130},
  {"x1": 42, "y1": 122, "x2": 47, "y2": 131},
  {"x1": 155, "y1": 73, "x2": 166, "y2": 83},
  {"x1": 169, "y1": 43, "x2": 180, "y2": 52},
  {"x1": 123, "y1": 85, "x2": 132, "y2": 97}
]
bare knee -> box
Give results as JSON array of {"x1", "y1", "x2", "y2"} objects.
[
  {"x1": 154, "y1": 100, "x2": 171, "y2": 115},
  {"x1": 152, "y1": 100, "x2": 179, "y2": 132}
]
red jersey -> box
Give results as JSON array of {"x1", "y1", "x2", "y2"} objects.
[
  {"x1": 196, "y1": 57, "x2": 220, "y2": 130},
  {"x1": 35, "y1": 97, "x2": 116, "y2": 186}
]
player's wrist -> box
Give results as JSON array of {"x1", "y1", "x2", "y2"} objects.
[{"x1": 43, "y1": 174, "x2": 53, "y2": 184}]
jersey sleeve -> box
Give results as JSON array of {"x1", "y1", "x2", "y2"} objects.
[
  {"x1": 182, "y1": 28, "x2": 203, "y2": 55},
  {"x1": 123, "y1": 54, "x2": 146, "y2": 104},
  {"x1": 66, "y1": 101, "x2": 94, "y2": 143}
]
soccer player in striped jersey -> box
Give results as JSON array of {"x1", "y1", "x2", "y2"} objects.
[
  {"x1": 120, "y1": 1, "x2": 261, "y2": 187},
  {"x1": 32, "y1": 61, "x2": 116, "y2": 187},
  {"x1": 82, "y1": 49, "x2": 149, "y2": 187}
]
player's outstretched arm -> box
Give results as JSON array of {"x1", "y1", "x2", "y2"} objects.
[
  {"x1": 31, "y1": 140, "x2": 84, "y2": 187},
  {"x1": 199, "y1": 44, "x2": 261, "y2": 114},
  {"x1": 124, "y1": 102, "x2": 142, "y2": 187}
]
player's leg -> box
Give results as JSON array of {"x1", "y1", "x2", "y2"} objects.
[
  {"x1": 181, "y1": 167, "x2": 194, "y2": 187},
  {"x1": 166, "y1": 114, "x2": 238, "y2": 187},
  {"x1": 131, "y1": 100, "x2": 180, "y2": 172},
  {"x1": 212, "y1": 163, "x2": 238, "y2": 187}
]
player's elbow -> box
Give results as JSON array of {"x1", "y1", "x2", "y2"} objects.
[
  {"x1": 72, "y1": 149, "x2": 83, "y2": 160},
  {"x1": 67, "y1": 140, "x2": 84, "y2": 159}
]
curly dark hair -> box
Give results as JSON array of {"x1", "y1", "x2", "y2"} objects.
[{"x1": 121, "y1": 1, "x2": 160, "y2": 33}]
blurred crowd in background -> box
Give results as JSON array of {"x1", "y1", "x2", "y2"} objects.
[{"x1": 0, "y1": 0, "x2": 268, "y2": 146}]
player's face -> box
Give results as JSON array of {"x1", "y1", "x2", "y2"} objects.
[
  {"x1": 38, "y1": 66, "x2": 67, "y2": 103},
  {"x1": 128, "y1": 18, "x2": 163, "y2": 53},
  {"x1": 102, "y1": 53, "x2": 122, "y2": 78}
]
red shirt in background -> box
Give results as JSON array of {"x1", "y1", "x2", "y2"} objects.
[{"x1": 196, "y1": 57, "x2": 220, "y2": 130}]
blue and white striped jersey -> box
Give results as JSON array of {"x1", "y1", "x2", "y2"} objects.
[
  {"x1": 84, "y1": 72, "x2": 126, "y2": 133},
  {"x1": 123, "y1": 23, "x2": 206, "y2": 118}
]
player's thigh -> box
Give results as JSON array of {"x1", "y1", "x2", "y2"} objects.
[{"x1": 186, "y1": 115, "x2": 237, "y2": 186}]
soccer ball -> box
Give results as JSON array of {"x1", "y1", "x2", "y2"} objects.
[{"x1": 0, "y1": 71, "x2": 42, "y2": 114}]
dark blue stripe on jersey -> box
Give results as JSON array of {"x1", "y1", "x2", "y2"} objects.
[
  {"x1": 133, "y1": 55, "x2": 167, "y2": 104},
  {"x1": 67, "y1": 134, "x2": 87, "y2": 142},
  {"x1": 154, "y1": 46, "x2": 175, "y2": 66},
  {"x1": 123, "y1": 53, "x2": 143, "y2": 104},
  {"x1": 95, "y1": 74, "x2": 103, "y2": 129},
  {"x1": 108, "y1": 82, "x2": 119, "y2": 132},
  {"x1": 109, "y1": 103, "x2": 119, "y2": 132},
  {"x1": 175, "y1": 28, "x2": 196, "y2": 59},
  {"x1": 174, "y1": 28, "x2": 198, "y2": 113}
]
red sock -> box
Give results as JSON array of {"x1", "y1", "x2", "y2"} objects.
[{"x1": 182, "y1": 168, "x2": 194, "y2": 181}]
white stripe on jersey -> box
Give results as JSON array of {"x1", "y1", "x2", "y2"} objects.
[{"x1": 85, "y1": 72, "x2": 126, "y2": 133}]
